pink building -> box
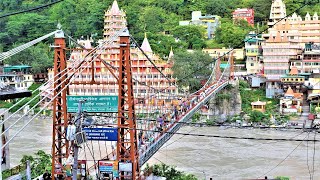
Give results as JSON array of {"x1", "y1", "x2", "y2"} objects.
[
  {"x1": 232, "y1": 8, "x2": 254, "y2": 26},
  {"x1": 262, "y1": 32, "x2": 303, "y2": 98}
]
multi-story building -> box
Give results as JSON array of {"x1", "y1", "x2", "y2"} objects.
[
  {"x1": 203, "y1": 48, "x2": 245, "y2": 61},
  {"x1": 232, "y1": 8, "x2": 254, "y2": 26},
  {"x1": 0, "y1": 65, "x2": 34, "y2": 90},
  {"x1": 179, "y1": 11, "x2": 220, "y2": 39},
  {"x1": 264, "y1": 12, "x2": 320, "y2": 45},
  {"x1": 245, "y1": 32, "x2": 264, "y2": 74},
  {"x1": 262, "y1": 0, "x2": 320, "y2": 97},
  {"x1": 268, "y1": 0, "x2": 286, "y2": 27},
  {"x1": 294, "y1": 43, "x2": 320, "y2": 74},
  {"x1": 262, "y1": 32, "x2": 303, "y2": 98},
  {"x1": 43, "y1": 0, "x2": 178, "y2": 110},
  {"x1": 280, "y1": 67, "x2": 305, "y2": 93}
]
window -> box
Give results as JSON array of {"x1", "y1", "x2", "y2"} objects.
[{"x1": 251, "y1": 63, "x2": 254, "y2": 66}]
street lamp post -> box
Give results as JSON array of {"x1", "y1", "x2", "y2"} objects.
[{"x1": 72, "y1": 100, "x2": 85, "y2": 180}]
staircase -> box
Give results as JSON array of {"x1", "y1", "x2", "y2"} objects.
[{"x1": 301, "y1": 105, "x2": 310, "y2": 118}]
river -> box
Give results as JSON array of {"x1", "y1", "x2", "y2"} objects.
[
  {"x1": 7, "y1": 115, "x2": 320, "y2": 179},
  {"x1": 146, "y1": 126, "x2": 320, "y2": 180},
  {"x1": 7, "y1": 114, "x2": 52, "y2": 167}
]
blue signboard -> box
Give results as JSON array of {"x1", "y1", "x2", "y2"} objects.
[{"x1": 83, "y1": 128, "x2": 118, "y2": 141}]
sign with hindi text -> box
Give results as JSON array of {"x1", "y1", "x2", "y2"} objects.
[
  {"x1": 83, "y1": 127, "x2": 118, "y2": 141},
  {"x1": 67, "y1": 95, "x2": 118, "y2": 113}
]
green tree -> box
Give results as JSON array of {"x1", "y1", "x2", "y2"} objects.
[
  {"x1": 4, "y1": 43, "x2": 53, "y2": 73},
  {"x1": 245, "y1": 0, "x2": 272, "y2": 23},
  {"x1": 20, "y1": 150, "x2": 51, "y2": 179},
  {"x1": 215, "y1": 20, "x2": 253, "y2": 48},
  {"x1": 172, "y1": 50, "x2": 212, "y2": 92},
  {"x1": 172, "y1": 25, "x2": 206, "y2": 49},
  {"x1": 146, "y1": 33, "x2": 187, "y2": 59},
  {"x1": 205, "y1": 0, "x2": 228, "y2": 17}
]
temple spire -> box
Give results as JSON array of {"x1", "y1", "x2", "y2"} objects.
[
  {"x1": 141, "y1": 33, "x2": 152, "y2": 53},
  {"x1": 110, "y1": 0, "x2": 120, "y2": 14},
  {"x1": 168, "y1": 46, "x2": 174, "y2": 61}
]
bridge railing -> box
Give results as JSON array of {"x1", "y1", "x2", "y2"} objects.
[{"x1": 139, "y1": 81, "x2": 229, "y2": 166}]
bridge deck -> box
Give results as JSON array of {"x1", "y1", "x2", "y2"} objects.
[{"x1": 139, "y1": 81, "x2": 228, "y2": 166}]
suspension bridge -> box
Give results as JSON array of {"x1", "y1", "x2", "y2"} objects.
[{"x1": 0, "y1": 26, "x2": 234, "y2": 179}]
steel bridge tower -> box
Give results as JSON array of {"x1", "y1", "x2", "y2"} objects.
[
  {"x1": 51, "y1": 30, "x2": 139, "y2": 179},
  {"x1": 117, "y1": 32, "x2": 140, "y2": 179},
  {"x1": 51, "y1": 30, "x2": 69, "y2": 178}
]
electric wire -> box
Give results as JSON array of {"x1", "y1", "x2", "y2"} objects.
[
  {"x1": 95, "y1": 124, "x2": 317, "y2": 142},
  {"x1": 257, "y1": 133, "x2": 309, "y2": 178},
  {"x1": 160, "y1": 127, "x2": 203, "y2": 150},
  {"x1": 162, "y1": 129, "x2": 307, "y2": 152},
  {"x1": 134, "y1": 117, "x2": 309, "y2": 130},
  {"x1": 134, "y1": 128, "x2": 318, "y2": 142},
  {"x1": 0, "y1": 0, "x2": 64, "y2": 19}
]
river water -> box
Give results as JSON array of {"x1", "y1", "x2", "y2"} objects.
[
  {"x1": 7, "y1": 115, "x2": 320, "y2": 179},
  {"x1": 146, "y1": 126, "x2": 320, "y2": 180},
  {"x1": 7, "y1": 114, "x2": 52, "y2": 167}
]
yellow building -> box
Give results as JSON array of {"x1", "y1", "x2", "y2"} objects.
[
  {"x1": 251, "y1": 100, "x2": 266, "y2": 112},
  {"x1": 203, "y1": 48, "x2": 245, "y2": 60}
]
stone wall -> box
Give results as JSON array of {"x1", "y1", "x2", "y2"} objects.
[{"x1": 207, "y1": 81, "x2": 242, "y2": 120}]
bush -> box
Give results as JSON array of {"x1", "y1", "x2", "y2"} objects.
[
  {"x1": 206, "y1": 119, "x2": 215, "y2": 126},
  {"x1": 249, "y1": 110, "x2": 266, "y2": 123}
]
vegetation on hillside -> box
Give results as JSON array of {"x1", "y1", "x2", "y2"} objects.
[
  {"x1": 239, "y1": 80, "x2": 279, "y2": 114},
  {"x1": 0, "y1": 0, "x2": 319, "y2": 73}
]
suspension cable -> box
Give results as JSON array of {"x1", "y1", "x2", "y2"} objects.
[{"x1": 1, "y1": 28, "x2": 126, "y2": 147}]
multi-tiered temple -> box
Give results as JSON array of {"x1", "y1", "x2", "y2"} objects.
[{"x1": 43, "y1": 0, "x2": 178, "y2": 111}]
